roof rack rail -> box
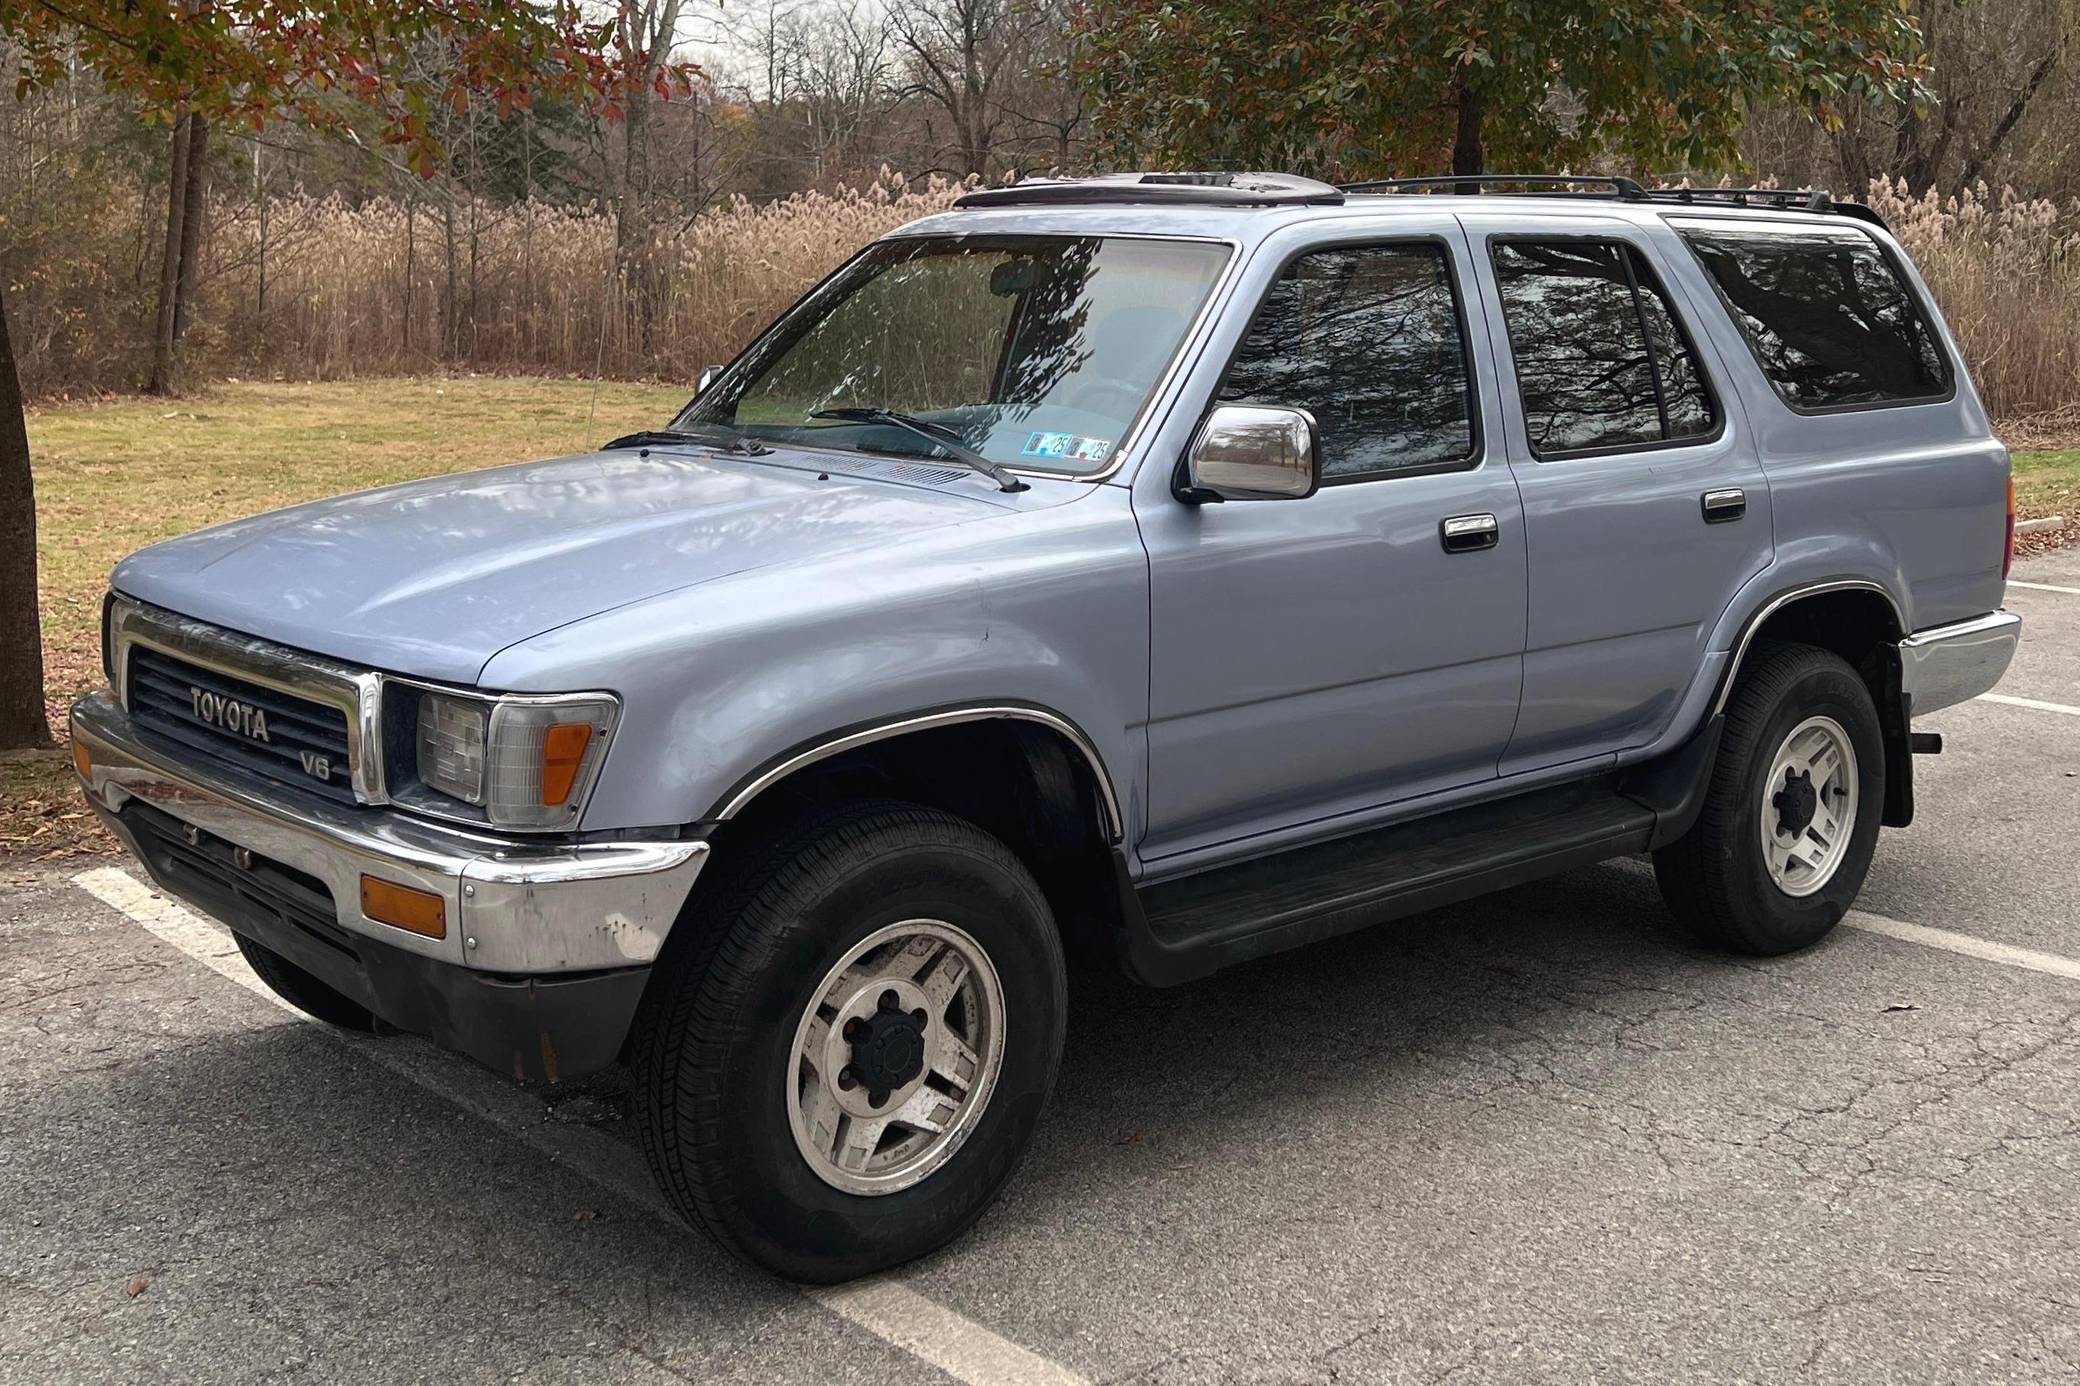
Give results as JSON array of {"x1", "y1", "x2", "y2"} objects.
[
  {"x1": 1647, "y1": 184, "x2": 1889, "y2": 230},
  {"x1": 1337, "y1": 172, "x2": 1889, "y2": 230},
  {"x1": 954, "y1": 172, "x2": 1345, "y2": 210},
  {"x1": 1338, "y1": 174, "x2": 1651, "y2": 200}
]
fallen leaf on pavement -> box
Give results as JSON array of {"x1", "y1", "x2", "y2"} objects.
[
  {"x1": 124, "y1": 1279, "x2": 148, "y2": 1298},
  {"x1": 572, "y1": 1210, "x2": 597, "y2": 1222},
  {"x1": 1881, "y1": 1002, "x2": 1920, "y2": 1013}
]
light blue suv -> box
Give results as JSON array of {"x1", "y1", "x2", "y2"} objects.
[{"x1": 72, "y1": 172, "x2": 2021, "y2": 1281}]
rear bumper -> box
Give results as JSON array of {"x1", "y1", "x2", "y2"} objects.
[
  {"x1": 1900, "y1": 610, "x2": 2022, "y2": 715},
  {"x1": 71, "y1": 688, "x2": 709, "y2": 1081}
]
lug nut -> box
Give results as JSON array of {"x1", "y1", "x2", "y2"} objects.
[
  {"x1": 879, "y1": 989, "x2": 900, "y2": 1011},
  {"x1": 837, "y1": 1067, "x2": 858, "y2": 1091},
  {"x1": 911, "y1": 1008, "x2": 928, "y2": 1026},
  {"x1": 869, "y1": 1090, "x2": 888, "y2": 1108},
  {"x1": 843, "y1": 1018, "x2": 865, "y2": 1042}
]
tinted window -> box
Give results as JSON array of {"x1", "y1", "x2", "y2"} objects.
[
  {"x1": 1680, "y1": 226, "x2": 1950, "y2": 409},
  {"x1": 1491, "y1": 240, "x2": 1720, "y2": 455},
  {"x1": 1218, "y1": 244, "x2": 1474, "y2": 479}
]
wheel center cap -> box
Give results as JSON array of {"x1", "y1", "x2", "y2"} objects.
[
  {"x1": 851, "y1": 1010, "x2": 927, "y2": 1091},
  {"x1": 1774, "y1": 772, "x2": 1819, "y2": 836}
]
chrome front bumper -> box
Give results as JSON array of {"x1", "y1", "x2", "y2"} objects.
[
  {"x1": 70, "y1": 689, "x2": 708, "y2": 975},
  {"x1": 1900, "y1": 609, "x2": 2023, "y2": 716}
]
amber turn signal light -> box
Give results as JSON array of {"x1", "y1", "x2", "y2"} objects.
[
  {"x1": 360, "y1": 875, "x2": 447, "y2": 939},
  {"x1": 72, "y1": 739, "x2": 92, "y2": 781},
  {"x1": 539, "y1": 723, "x2": 595, "y2": 806}
]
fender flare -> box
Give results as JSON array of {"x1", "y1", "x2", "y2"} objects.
[
  {"x1": 707, "y1": 703, "x2": 1126, "y2": 843},
  {"x1": 1709, "y1": 577, "x2": 1907, "y2": 718}
]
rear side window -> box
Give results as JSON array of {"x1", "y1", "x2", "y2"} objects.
[
  {"x1": 1490, "y1": 240, "x2": 1720, "y2": 457},
  {"x1": 1218, "y1": 243, "x2": 1475, "y2": 479},
  {"x1": 1679, "y1": 226, "x2": 1951, "y2": 410}
]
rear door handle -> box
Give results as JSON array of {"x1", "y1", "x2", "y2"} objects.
[
  {"x1": 1440, "y1": 513, "x2": 1499, "y2": 553},
  {"x1": 1701, "y1": 488, "x2": 1746, "y2": 523}
]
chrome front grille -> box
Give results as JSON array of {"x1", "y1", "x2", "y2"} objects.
[
  {"x1": 127, "y1": 646, "x2": 356, "y2": 802},
  {"x1": 110, "y1": 597, "x2": 386, "y2": 803}
]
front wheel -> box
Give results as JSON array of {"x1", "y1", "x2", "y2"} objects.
[
  {"x1": 1654, "y1": 642, "x2": 1886, "y2": 955},
  {"x1": 632, "y1": 801, "x2": 1066, "y2": 1282},
  {"x1": 234, "y1": 934, "x2": 380, "y2": 1030}
]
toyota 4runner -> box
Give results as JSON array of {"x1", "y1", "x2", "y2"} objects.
[{"x1": 72, "y1": 172, "x2": 2022, "y2": 1282}]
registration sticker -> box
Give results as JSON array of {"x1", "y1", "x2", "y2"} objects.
[{"x1": 1021, "y1": 432, "x2": 1112, "y2": 463}]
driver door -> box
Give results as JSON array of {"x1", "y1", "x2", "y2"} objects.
[{"x1": 1135, "y1": 226, "x2": 1528, "y2": 864}]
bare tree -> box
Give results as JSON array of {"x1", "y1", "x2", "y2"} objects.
[{"x1": 887, "y1": 0, "x2": 1030, "y2": 178}]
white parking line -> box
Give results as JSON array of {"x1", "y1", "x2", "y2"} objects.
[
  {"x1": 811, "y1": 1280, "x2": 1089, "y2": 1386},
  {"x1": 72, "y1": 866, "x2": 1092, "y2": 1386},
  {"x1": 2007, "y1": 580, "x2": 2080, "y2": 595},
  {"x1": 1977, "y1": 691, "x2": 2080, "y2": 717},
  {"x1": 1844, "y1": 909, "x2": 2080, "y2": 982}
]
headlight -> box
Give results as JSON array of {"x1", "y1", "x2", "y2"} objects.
[{"x1": 410, "y1": 689, "x2": 617, "y2": 830}]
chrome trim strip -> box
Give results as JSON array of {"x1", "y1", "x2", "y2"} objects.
[
  {"x1": 72, "y1": 689, "x2": 706, "y2": 973},
  {"x1": 1899, "y1": 609, "x2": 2022, "y2": 716},
  {"x1": 111, "y1": 595, "x2": 387, "y2": 801},
  {"x1": 1710, "y1": 579, "x2": 1907, "y2": 717},
  {"x1": 715, "y1": 705, "x2": 1126, "y2": 843}
]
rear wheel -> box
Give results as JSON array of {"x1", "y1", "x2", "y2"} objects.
[
  {"x1": 234, "y1": 934, "x2": 380, "y2": 1030},
  {"x1": 632, "y1": 800, "x2": 1066, "y2": 1282},
  {"x1": 1654, "y1": 643, "x2": 1885, "y2": 955}
]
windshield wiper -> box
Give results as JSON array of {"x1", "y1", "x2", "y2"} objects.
[
  {"x1": 601, "y1": 426, "x2": 771, "y2": 457},
  {"x1": 809, "y1": 407, "x2": 1028, "y2": 493}
]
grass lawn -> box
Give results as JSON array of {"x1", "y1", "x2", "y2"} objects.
[
  {"x1": 8, "y1": 376, "x2": 689, "y2": 859},
  {"x1": 6, "y1": 377, "x2": 2075, "y2": 860},
  {"x1": 2014, "y1": 447, "x2": 2080, "y2": 527}
]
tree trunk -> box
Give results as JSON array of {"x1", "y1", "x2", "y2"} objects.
[
  {"x1": 148, "y1": 115, "x2": 194, "y2": 394},
  {"x1": 170, "y1": 115, "x2": 210, "y2": 348},
  {"x1": 0, "y1": 280, "x2": 52, "y2": 751},
  {"x1": 1451, "y1": 70, "x2": 1484, "y2": 194}
]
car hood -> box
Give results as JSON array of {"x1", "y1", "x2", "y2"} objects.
[{"x1": 112, "y1": 448, "x2": 1013, "y2": 684}]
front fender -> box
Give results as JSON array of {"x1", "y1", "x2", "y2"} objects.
[{"x1": 480, "y1": 488, "x2": 1151, "y2": 838}]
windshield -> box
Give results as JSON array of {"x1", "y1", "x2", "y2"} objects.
[{"x1": 675, "y1": 234, "x2": 1231, "y2": 476}]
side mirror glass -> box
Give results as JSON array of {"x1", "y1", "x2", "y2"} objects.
[
  {"x1": 1183, "y1": 405, "x2": 1319, "y2": 501},
  {"x1": 696, "y1": 364, "x2": 722, "y2": 395}
]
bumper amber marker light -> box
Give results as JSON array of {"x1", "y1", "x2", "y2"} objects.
[
  {"x1": 539, "y1": 723, "x2": 595, "y2": 807},
  {"x1": 360, "y1": 875, "x2": 448, "y2": 940},
  {"x1": 72, "y1": 739, "x2": 92, "y2": 781}
]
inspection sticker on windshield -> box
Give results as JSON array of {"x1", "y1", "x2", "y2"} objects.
[{"x1": 1021, "y1": 432, "x2": 1111, "y2": 463}]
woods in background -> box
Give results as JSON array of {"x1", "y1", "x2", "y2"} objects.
[{"x1": 3, "y1": 0, "x2": 2078, "y2": 414}]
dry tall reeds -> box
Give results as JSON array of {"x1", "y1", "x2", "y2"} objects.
[{"x1": 190, "y1": 171, "x2": 973, "y2": 387}]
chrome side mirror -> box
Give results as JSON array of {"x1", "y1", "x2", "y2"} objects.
[
  {"x1": 696, "y1": 364, "x2": 722, "y2": 395},
  {"x1": 1181, "y1": 405, "x2": 1319, "y2": 502}
]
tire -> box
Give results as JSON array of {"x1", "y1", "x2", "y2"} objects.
[
  {"x1": 1654, "y1": 642, "x2": 1886, "y2": 955},
  {"x1": 632, "y1": 799, "x2": 1067, "y2": 1282},
  {"x1": 234, "y1": 934, "x2": 381, "y2": 1031}
]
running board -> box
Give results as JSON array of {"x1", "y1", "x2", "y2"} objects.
[{"x1": 1120, "y1": 775, "x2": 1658, "y2": 986}]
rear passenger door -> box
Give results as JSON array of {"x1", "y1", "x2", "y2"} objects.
[{"x1": 1462, "y1": 217, "x2": 1773, "y2": 773}]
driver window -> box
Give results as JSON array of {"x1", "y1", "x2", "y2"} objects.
[{"x1": 1217, "y1": 243, "x2": 1477, "y2": 480}]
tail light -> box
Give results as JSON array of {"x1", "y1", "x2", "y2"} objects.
[{"x1": 2003, "y1": 474, "x2": 2016, "y2": 581}]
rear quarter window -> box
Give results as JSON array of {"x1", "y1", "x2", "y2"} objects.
[{"x1": 1677, "y1": 224, "x2": 1952, "y2": 411}]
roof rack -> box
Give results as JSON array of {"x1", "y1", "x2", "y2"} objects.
[
  {"x1": 1337, "y1": 172, "x2": 1887, "y2": 229},
  {"x1": 1339, "y1": 174, "x2": 1652, "y2": 200},
  {"x1": 954, "y1": 172, "x2": 1345, "y2": 210}
]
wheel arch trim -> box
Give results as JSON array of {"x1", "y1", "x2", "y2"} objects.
[
  {"x1": 1709, "y1": 578, "x2": 1908, "y2": 718},
  {"x1": 710, "y1": 703, "x2": 1126, "y2": 843}
]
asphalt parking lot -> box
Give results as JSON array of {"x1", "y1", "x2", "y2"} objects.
[{"x1": 4, "y1": 549, "x2": 2078, "y2": 1386}]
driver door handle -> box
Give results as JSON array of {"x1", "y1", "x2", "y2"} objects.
[{"x1": 1440, "y1": 513, "x2": 1500, "y2": 553}]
